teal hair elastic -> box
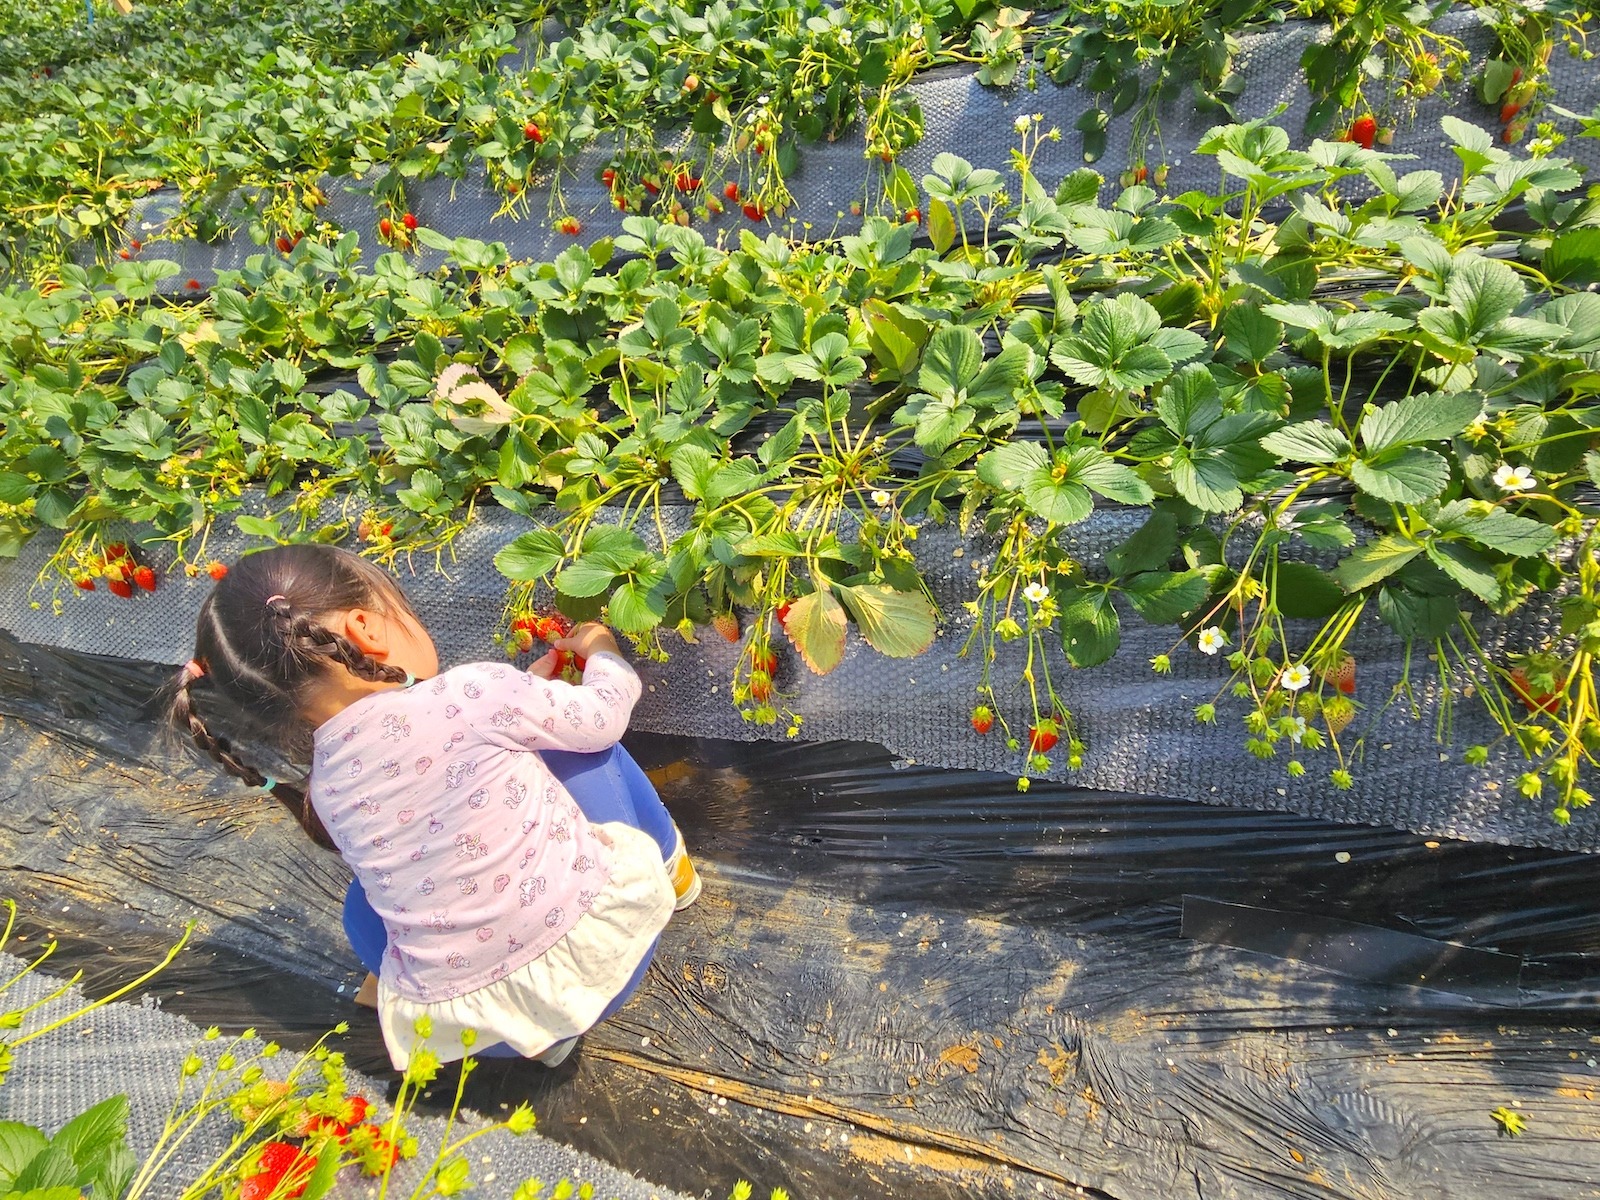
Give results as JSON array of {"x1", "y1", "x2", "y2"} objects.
[
  {"x1": 257, "y1": 777, "x2": 278, "y2": 792},
  {"x1": 404, "y1": 672, "x2": 416, "y2": 687}
]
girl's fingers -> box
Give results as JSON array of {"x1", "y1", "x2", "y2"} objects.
[{"x1": 526, "y1": 650, "x2": 560, "y2": 679}]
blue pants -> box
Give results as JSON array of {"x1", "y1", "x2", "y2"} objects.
[{"x1": 343, "y1": 743, "x2": 677, "y2": 1058}]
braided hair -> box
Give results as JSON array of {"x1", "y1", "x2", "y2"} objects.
[{"x1": 164, "y1": 545, "x2": 419, "y2": 850}]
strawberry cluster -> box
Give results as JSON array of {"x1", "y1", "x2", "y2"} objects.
[
  {"x1": 1492, "y1": 62, "x2": 1539, "y2": 145},
  {"x1": 239, "y1": 1096, "x2": 402, "y2": 1199},
  {"x1": 74, "y1": 542, "x2": 156, "y2": 598},
  {"x1": 508, "y1": 613, "x2": 583, "y2": 678}
]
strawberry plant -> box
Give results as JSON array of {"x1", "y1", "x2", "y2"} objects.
[{"x1": 4, "y1": 107, "x2": 1600, "y2": 812}]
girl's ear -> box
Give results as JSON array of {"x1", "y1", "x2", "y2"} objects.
[{"x1": 339, "y1": 608, "x2": 391, "y2": 658}]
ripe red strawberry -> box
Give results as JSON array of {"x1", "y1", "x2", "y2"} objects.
[
  {"x1": 511, "y1": 615, "x2": 538, "y2": 634},
  {"x1": 1028, "y1": 719, "x2": 1059, "y2": 754},
  {"x1": 971, "y1": 705, "x2": 994, "y2": 735},
  {"x1": 1509, "y1": 65, "x2": 1523, "y2": 88},
  {"x1": 132, "y1": 565, "x2": 157, "y2": 592},
  {"x1": 207, "y1": 560, "x2": 228, "y2": 580},
  {"x1": 1500, "y1": 101, "x2": 1522, "y2": 123},
  {"x1": 186, "y1": 278, "x2": 201, "y2": 290},
  {"x1": 108, "y1": 577, "x2": 134, "y2": 598},
  {"x1": 742, "y1": 203, "x2": 765, "y2": 221},
  {"x1": 1348, "y1": 115, "x2": 1377, "y2": 149},
  {"x1": 524, "y1": 122, "x2": 544, "y2": 143},
  {"x1": 342, "y1": 1095, "x2": 372, "y2": 1126},
  {"x1": 117, "y1": 249, "x2": 130, "y2": 260},
  {"x1": 254, "y1": 1141, "x2": 303, "y2": 1177},
  {"x1": 1509, "y1": 666, "x2": 1561, "y2": 714},
  {"x1": 1132, "y1": 164, "x2": 1148, "y2": 183},
  {"x1": 753, "y1": 649, "x2": 778, "y2": 676},
  {"x1": 749, "y1": 670, "x2": 773, "y2": 701},
  {"x1": 130, "y1": 239, "x2": 141, "y2": 251},
  {"x1": 401, "y1": 212, "x2": 418, "y2": 231},
  {"x1": 711, "y1": 611, "x2": 740, "y2": 642},
  {"x1": 775, "y1": 602, "x2": 791, "y2": 627},
  {"x1": 615, "y1": 195, "x2": 629, "y2": 211},
  {"x1": 276, "y1": 236, "x2": 292, "y2": 253},
  {"x1": 378, "y1": 217, "x2": 393, "y2": 238},
  {"x1": 73, "y1": 577, "x2": 96, "y2": 591},
  {"x1": 557, "y1": 216, "x2": 581, "y2": 235},
  {"x1": 601, "y1": 168, "x2": 616, "y2": 188},
  {"x1": 905, "y1": 207, "x2": 921, "y2": 224},
  {"x1": 1320, "y1": 652, "x2": 1355, "y2": 696},
  {"x1": 723, "y1": 182, "x2": 739, "y2": 200},
  {"x1": 642, "y1": 178, "x2": 661, "y2": 196},
  {"x1": 675, "y1": 172, "x2": 700, "y2": 192},
  {"x1": 104, "y1": 542, "x2": 127, "y2": 560}
]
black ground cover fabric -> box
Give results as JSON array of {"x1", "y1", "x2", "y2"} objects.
[{"x1": 5, "y1": 633, "x2": 1600, "y2": 1198}]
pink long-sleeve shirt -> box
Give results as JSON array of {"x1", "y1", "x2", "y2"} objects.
[{"x1": 308, "y1": 652, "x2": 642, "y2": 1002}]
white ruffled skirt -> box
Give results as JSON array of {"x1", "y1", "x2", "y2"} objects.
[{"x1": 376, "y1": 822, "x2": 674, "y2": 1070}]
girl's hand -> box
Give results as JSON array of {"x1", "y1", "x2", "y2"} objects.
[
  {"x1": 556, "y1": 622, "x2": 620, "y2": 661},
  {"x1": 525, "y1": 649, "x2": 560, "y2": 679}
]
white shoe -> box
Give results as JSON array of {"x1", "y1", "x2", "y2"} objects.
[{"x1": 537, "y1": 1037, "x2": 578, "y2": 1067}]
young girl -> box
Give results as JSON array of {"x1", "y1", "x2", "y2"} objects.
[{"x1": 166, "y1": 543, "x2": 700, "y2": 1070}]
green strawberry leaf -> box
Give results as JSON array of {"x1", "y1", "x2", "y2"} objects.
[
  {"x1": 837, "y1": 583, "x2": 937, "y2": 658},
  {"x1": 1058, "y1": 587, "x2": 1121, "y2": 667},
  {"x1": 783, "y1": 589, "x2": 849, "y2": 675},
  {"x1": 494, "y1": 530, "x2": 564, "y2": 581},
  {"x1": 1332, "y1": 536, "x2": 1423, "y2": 592}
]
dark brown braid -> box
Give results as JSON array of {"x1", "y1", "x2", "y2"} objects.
[
  {"x1": 170, "y1": 665, "x2": 337, "y2": 850},
  {"x1": 164, "y1": 544, "x2": 423, "y2": 852}
]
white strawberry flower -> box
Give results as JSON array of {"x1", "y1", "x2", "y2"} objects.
[
  {"x1": 1014, "y1": 114, "x2": 1031, "y2": 135},
  {"x1": 838, "y1": 27, "x2": 851, "y2": 44},
  {"x1": 871, "y1": 489, "x2": 891, "y2": 508},
  {"x1": 1023, "y1": 582, "x2": 1050, "y2": 604},
  {"x1": 1197, "y1": 626, "x2": 1227, "y2": 655},
  {"x1": 1493, "y1": 462, "x2": 1536, "y2": 492},
  {"x1": 1288, "y1": 716, "x2": 1307, "y2": 743},
  {"x1": 1281, "y1": 663, "x2": 1312, "y2": 692}
]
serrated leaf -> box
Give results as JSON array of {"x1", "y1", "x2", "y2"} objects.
[
  {"x1": 1332, "y1": 535, "x2": 1423, "y2": 592},
  {"x1": 494, "y1": 529, "x2": 564, "y2": 581},
  {"x1": 783, "y1": 589, "x2": 848, "y2": 675},
  {"x1": 1260, "y1": 420, "x2": 1350, "y2": 464},
  {"x1": 0, "y1": 1123, "x2": 47, "y2": 1190},
  {"x1": 1058, "y1": 588, "x2": 1121, "y2": 667},
  {"x1": 1106, "y1": 509, "x2": 1178, "y2": 577},
  {"x1": 1351, "y1": 445, "x2": 1450, "y2": 503},
  {"x1": 609, "y1": 575, "x2": 669, "y2": 634},
  {"x1": 837, "y1": 584, "x2": 937, "y2": 658},
  {"x1": 553, "y1": 556, "x2": 621, "y2": 598},
  {"x1": 1124, "y1": 569, "x2": 1208, "y2": 624},
  {"x1": 1426, "y1": 540, "x2": 1501, "y2": 604},
  {"x1": 976, "y1": 441, "x2": 1048, "y2": 491},
  {"x1": 1360, "y1": 391, "x2": 1482, "y2": 452}
]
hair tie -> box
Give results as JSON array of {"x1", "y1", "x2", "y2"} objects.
[
  {"x1": 403, "y1": 671, "x2": 416, "y2": 687},
  {"x1": 257, "y1": 776, "x2": 278, "y2": 793},
  {"x1": 264, "y1": 594, "x2": 287, "y2": 607},
  {"x1": 181, "y1": 659, "x2": 205, "y2": 681}
]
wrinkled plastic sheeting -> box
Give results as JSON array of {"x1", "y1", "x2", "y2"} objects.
[
  {"x1": 109, "y1": 7, "x2": 1600, "y2": 288},
  {"x1": 2, "y1": 498, "x2": 1593, "y2": 852},
  {"x1": 5, "y1": 633, "x2": 1600, "y2": 1198}
]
